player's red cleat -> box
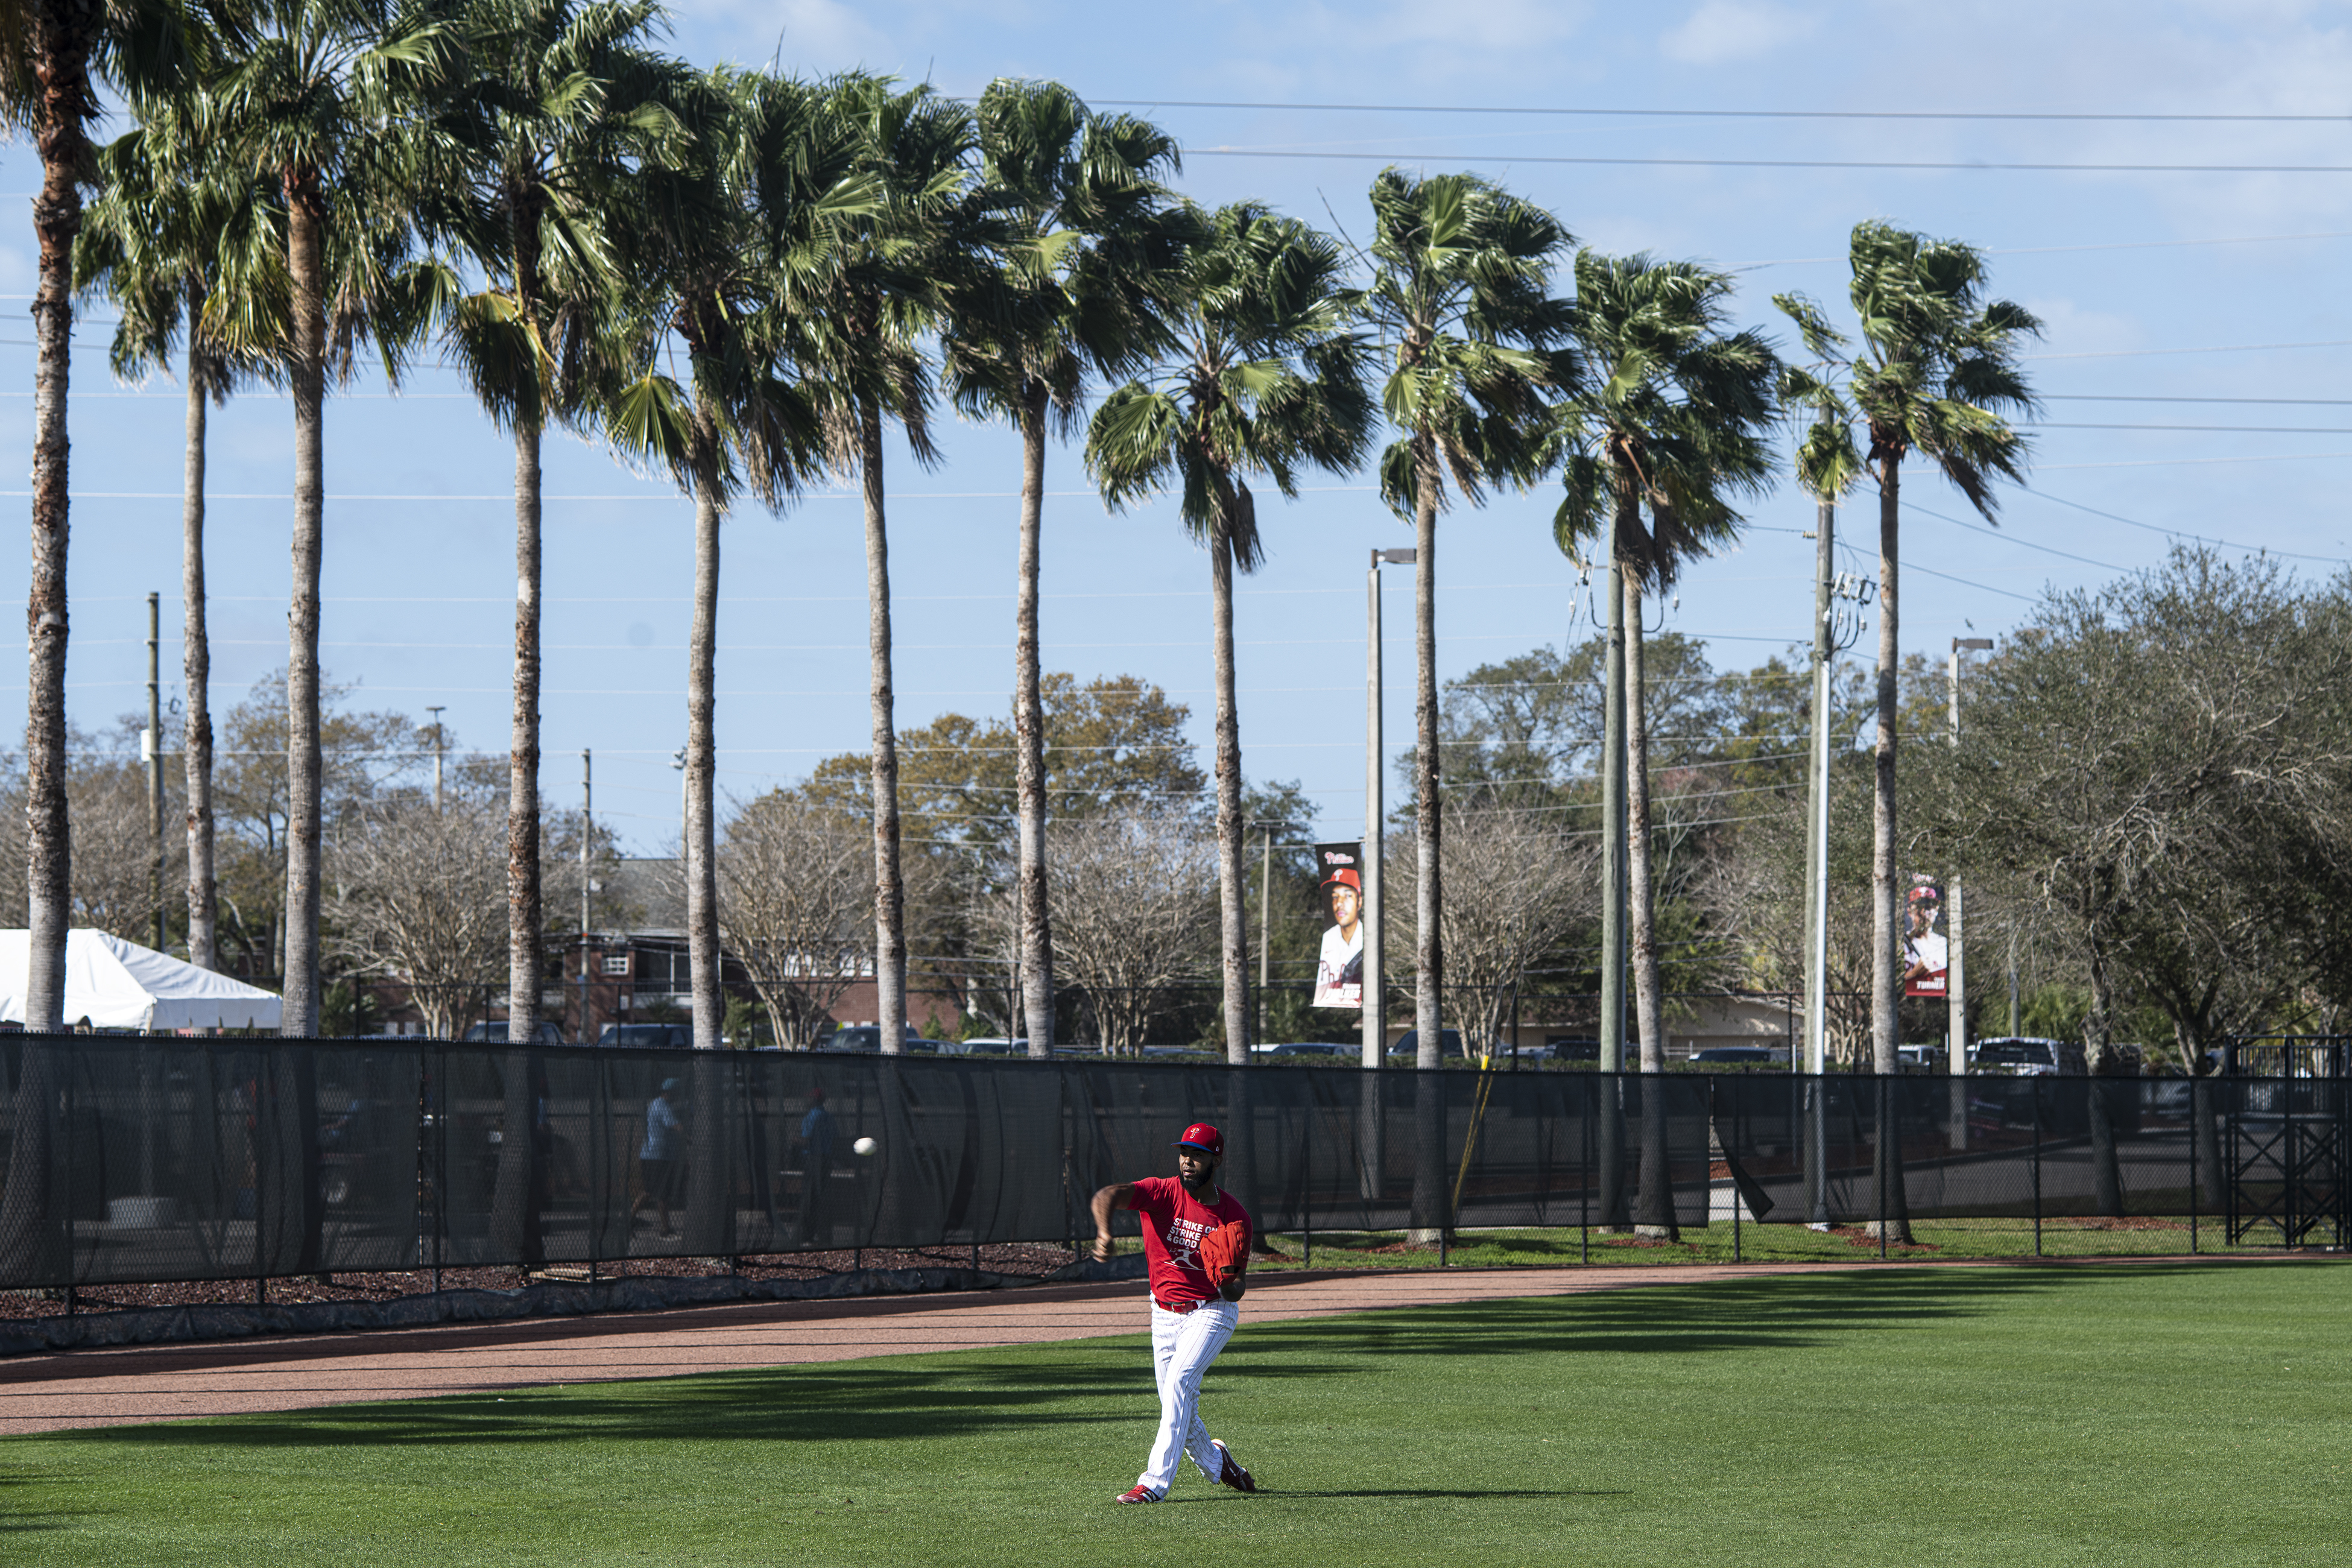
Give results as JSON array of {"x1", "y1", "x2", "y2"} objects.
[
  {"x1": 1212, "y1": 1440, "x2": 1256, "y2": 1494},
  {"x1": 1115, "y1": 1484, "x2": 1161, "y2": 1505}
]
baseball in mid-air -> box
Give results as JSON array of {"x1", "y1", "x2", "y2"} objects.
[{"x1": 853, "y1": 1136, "x2": 879, "y2": 1156}]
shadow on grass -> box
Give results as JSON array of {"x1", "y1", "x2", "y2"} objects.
[
  {"x1": 1224, "y1": 1259, "x2": 2268, "y2": 1367},
  {"x1": 19, "y1": 1261, "x2": 2274, "y2": 1460}
]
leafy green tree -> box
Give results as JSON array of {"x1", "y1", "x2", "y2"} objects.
[
  {"x1": 604, "y1": 65, "x2": 871, "y2": 1050},
  {"x1": 207, "y1": 0, "x2": 471, "y2": 1034},
  {"x1": 1554, "y1": 251, "x2": 1777, "y2": 1110},
  {"x1": 1086, "y1": 202, "x2": 1373, "y2": 1064},
  {"x1": 1775, "y1": 222, "x2": 2039, "y2": 1086},
  {"x1": 76, "y1": 68, "x2": 284, "y2": 973},
  {"x1": 944, "y1": 77, "x2": 1190, "y2": 1058},
  {"x1": 1360, "y1": 169, "x2": 1573, "y2": 1082}
]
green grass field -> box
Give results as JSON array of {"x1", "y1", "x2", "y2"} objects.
[{"x1": 4, "y1": 1262, "x2": 2345, "y2": 1565}]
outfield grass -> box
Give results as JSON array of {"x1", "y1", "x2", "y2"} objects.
[
  {"x1": 1253, "y1": 1216, "x2": 2273, "y2": 1269},
  {"x1": 4, "y1": 1262, "x2": 2346, "y2": 1566}
]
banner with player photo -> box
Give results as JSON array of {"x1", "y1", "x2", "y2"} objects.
[
  {"x1": 1310, "y1": 841, "x2": 1364, "y2": 1008},
  {"x1": 1903, "y1": 873, "x2": 1949, "y2": 998}
]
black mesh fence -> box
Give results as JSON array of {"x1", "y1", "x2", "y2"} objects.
[{"x1": 0, "y1": 1034, "x2": 2339, "y2": 1291}]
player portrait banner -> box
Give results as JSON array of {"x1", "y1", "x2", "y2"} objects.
[
  {"x1": 1311, "y1": 841, "x2": 1364, "y2": 1010},
  {"x1": 1903, "y1": 872, "x2": 1949, "y2": 999}
]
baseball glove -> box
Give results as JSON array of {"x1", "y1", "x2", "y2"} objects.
[{"x1": 1195, "y1": 1219, "x2": 1250, "y2": 1286}]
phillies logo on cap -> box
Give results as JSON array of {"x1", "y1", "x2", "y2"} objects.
[{"x1": 1175, "y1": 1122, "x2": 1224, "y2": 1155}]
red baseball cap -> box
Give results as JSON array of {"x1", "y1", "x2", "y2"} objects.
[{"x1": 1174, "y1": 1122, "x2": 1224, "y2": 1154}]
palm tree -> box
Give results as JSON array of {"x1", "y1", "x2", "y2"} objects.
[
  {"x1": 605, "y1": 65, "x2": 871, "y2": 1052},
  {"x1": 76, "y1": 77, "x2": 285, "y2": 974},
  {"x1": 796, "y1": 74, "x2": 975, "y2": 1057},
  {"x1": 1360, "y1": 168, "x2": 1573, "y2": 1245},
  {"x1": 1777, "y1": 223, "x2": 2038, "y2": 1242},
  {"x1": 207, "y1": 0, "x2": 470, "y2": 1035},
  {"x1": 1085, "y1": 202, "x2": 1373, "y2": 1065},
  {"x1": 434, "y1": 0, "x2": 677, "y2": 1041},
  {"x1": 0, "y1": 0, "x2": 192, "y2": 1286},
  {"x1": 1555, "y1": 251, "x2": 1778, "y2": 1238},
  {"x1": 1778, "y1": 226, "x2": 2038, "y2": 1067},
  {"x1": 944, "y1": 78, "x2": 1190, "y2": 1059},
  {"x1": 431, "y1": 0, "x2": 680, "y2": 1264}
]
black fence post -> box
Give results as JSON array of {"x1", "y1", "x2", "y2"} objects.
[
  {"x1": 2031, "y1": 1075, "x2": 2043, "y2": 1259},
  {"x1": 2189, "y1": 1075, "x2": 2199, "y2": 1255},
  {"x1": 1579, "y1": 1077, "x2": 1590, "y2": 1265}
]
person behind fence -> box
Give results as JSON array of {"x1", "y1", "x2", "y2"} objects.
[
  {"x1": 1090, "y1": 1122, "x2": 1258, "y2": 1505},
  {"x1": 637, "y1": 1078, "x2": 685, "y2": 1236},
  {"x1": 795, "y1": 1086, "x2": 836, "y2": 1242}
]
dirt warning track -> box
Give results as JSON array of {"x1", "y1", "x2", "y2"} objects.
[{"x1": 0, "y1": 1257, "x2": 2239, "y2": 1435}]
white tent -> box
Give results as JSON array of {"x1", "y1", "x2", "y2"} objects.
[{"x1": 0, "y1": 929, "x2": 282, "y2": 1031}]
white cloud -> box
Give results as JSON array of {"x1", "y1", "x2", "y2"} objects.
[{"x1": 1659, "y1": 1, "x2": 1819, "y2": 65}]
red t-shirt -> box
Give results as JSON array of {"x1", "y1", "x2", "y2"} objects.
[{"x1": 1127, "y1": 1176, "x2": 1251, "y2": 1306}]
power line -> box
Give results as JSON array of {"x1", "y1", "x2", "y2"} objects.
[
  {"x1": 1092, "y1": 98, "x2": 2352, "y2": 124},
  {"x1": 1187, "y1": 147, "x2": 2352, "y2": 175}
]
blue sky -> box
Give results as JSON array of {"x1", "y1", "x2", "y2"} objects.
[{"x1": 4, "y1": 0, "x2": 2348, "y2": 852}]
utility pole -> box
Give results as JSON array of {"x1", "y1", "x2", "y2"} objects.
[
  {"x1": 1256, "y1": 821, "x2": 1273, "y2": 1046},
  {"x1": 147, "y1": 591, "x2": 165, "y2": 952},
  {"x1": 1802, "y1": 495, "x2": 1835, "y2": 1225},
  {"x1": 1946, "y1": 636, "x2": 1993, "y2": 1152},
  {"x1": 1947, "y1": 637, "x2": 1993, "y2": 1089},
  {"x1": 426, "y1": 706, "x2": 446, "y2": 811},
  {"x1": 580, "y1": 747, "x2": 593, "y2": 1044}
]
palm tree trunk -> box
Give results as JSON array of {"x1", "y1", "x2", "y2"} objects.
[
  {"x1": 0, "y1": 11, "x2": 94, "y2": 1282},
  {"x1": 182, "y1": 335, "x2": 218, "y2": 971},
  {"x1": 862, "y1": 399, "x2": 907, "y2": 1055},
  {"x1": 508, "y1": 408, "x2": 543, "y2": 1044},
  {"x1": 1210, "y1": 498, "x2": 1250, "y2": 1066},
  {"x1": 281, "y1": 172, "x2": 327, "y2": 1037},
  {"x1": 1407, "y1": 437, "x2": 1444, "y2": 1244},
  {"x1": 492, "y1": 407, "x2": 545, "y2": 1265},
  {"x1": 22, "y1": 16, "x2": 84, "y2": 1031},
  {"x1": 1623, "y1": 569, "x2": 1677, "y2": 1240},
  {"x1": 1014, "y1": 384, "x2": 1054, "y2": 1057},
  {"x1": 684, "y1": 419, "x2": 725, "y2": 1050},
  {"x1": 1870, "y1": 454, "x2": 1912, "y2": 1242}
]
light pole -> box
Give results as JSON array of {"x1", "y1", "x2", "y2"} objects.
[
  {"x1": 1947, "y1": 637, "x2": 1993, "y2": 1089},
  {"x1": 425, "y1": 706, "x2": 446, "y2": 811},
  {"x1": 146, "y1": 591, "x2": 165, "y2": 952},
  {"x1": 1364, "y1": 548, "x2": 1414, "y2": 1069}
]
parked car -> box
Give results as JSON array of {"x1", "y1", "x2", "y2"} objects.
[
  {"x1": 1968, "y1": 1037, "x2": 2087, "y2": 1076},
  {"x1": 1388, "y1": 1029, "x2": 1466, "y2": 1061},
  {"x1": 1689, "y1": 1046, "x2": 1789, "y2": 1067},
  {"x1": 947, "y1": 1037, "x2": 1030, "y2": 1056},
  {"x1": 1256, "y1": 1042, "x2": 1355, "y2": 1060},
  {"x1": 818, "y1": 1025, "x2": 955, "y2": 1054},
  {"x1": 1893, "y1": 1044, "x2": 1944, "y2": 1072},
  {"x1": 462, "y1": 1020, "x2": 568, "y2": 1048},
  {"x1": 1544, "y1": 1036, "x2": 1602, "y2": 1061},
  {"x1": 596, "y1": 1022, "x2": 693, "y2": 1049}
]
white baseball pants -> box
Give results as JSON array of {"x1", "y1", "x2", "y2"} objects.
[{"x1": 1137, "y1": 1298, "x2": 1239, "y2": 1495}]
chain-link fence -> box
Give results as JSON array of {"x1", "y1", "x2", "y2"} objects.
[{"x1": 0, "y1": 1034, "x2": 2338, "y2": 1291}]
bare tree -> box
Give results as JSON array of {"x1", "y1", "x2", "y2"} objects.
[
  {"x1": 1387, "y1": 805, "x2": 1599, "y2": 1052},
  {"x1": 716, "y1": 791, "x2": 876, "y2": 1048},
  {"x1": 1016, "y1": 806, "x2": 1216, "y2": 1056},
  {"x1": 328, "y1": 796, "x2": 507, "y2": 1038}
]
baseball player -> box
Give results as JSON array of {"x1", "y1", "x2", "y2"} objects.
[{"x1": 1090, "y1": 1122, "x2": 1258, "y2": 1504}]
